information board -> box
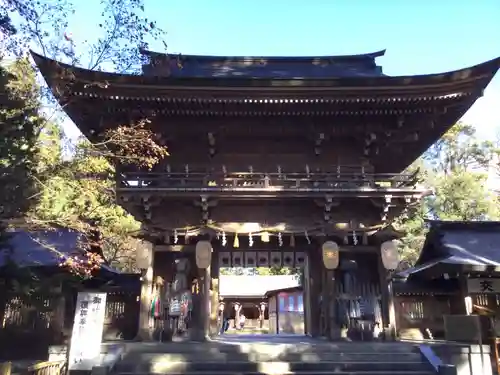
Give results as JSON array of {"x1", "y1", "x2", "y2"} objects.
[{"x1": 68, "y1": 292, "x2": 107, "y2": 371}]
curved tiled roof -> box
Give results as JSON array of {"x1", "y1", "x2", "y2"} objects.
[
  {"x1": 396, "y1": 221, "x2": 500, "y2": 280},
  {"x1": 140, "y1": 49, "x2": 387, "y2": 78},
  {"x1": 31, "y1": 50, "x2": 500, "y2": 90},
  {"x1": 29, "y1": 51, "x2": 500, "y2": 173},
  {"x1": 0, "y1": 229, "x2": 119, "y2": 274}
]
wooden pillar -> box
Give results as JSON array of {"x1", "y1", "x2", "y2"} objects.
[
  {"x1": 203, "y1": 266, "x2": 211, "y2": 338},
  {"x1": 378, "y1": 254, "x2": 395, "y2": 340},
  {"x1": 387, "y1": 279, "x2": 397, "y2": 338},
  {"x1": 137, "y1": 245, "x2": 154, "y2": 341},
  {"x1": 190, "y1": 266, "x2": 210, "y2": 341},
  {"x1": 306, "y1": 251, "x2": 321, "y2": 337},
  {"x1": 234, "y1": 303, "x2": 241, "y2": 328},
  {"x1": 456, "y1": 275, "x2": 469, "y2": 315},
  {"x1": 303, "y1": 253, "x2": 311, "y2": 335},
  {"x1": 320, "y1": 268, "x2": 328, "y2": 337},
  {"x1": 53, "y1": 284, "x2": 66, "y2": 340},
  {"x1": 0, "y1": 288, "x2": 7, "y2": 330},
  {"x1": 326, "y1": 269, "x2": 338, "y2": 340},
  {"x1": 259, "y1": 302, "x2": 267, "y2": 329},
  {"x1": 209, "y1": 252, "x2": 219, "y2": 336},
  {"x1": 0, "y1": 362, "x2": 11, "y2": 375},
  {"x1": 209, "y1": 276, "x2": 219, "y2": 336},
  {"x1": 303, "y1": 259, "x2": 311, "y2": 335}
]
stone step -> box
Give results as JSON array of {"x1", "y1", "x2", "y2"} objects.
[
  {"x1": 117, "y1": 371, "x2": 435, "y2": 375},
  {"x1": 122, "y1": 342, "x2": 419, "y2": 355},
  {"x1": 115, "y1": 340, "x2": 431, "y2": 375},
  {"x1": 118, "y1": 351, "x2": 423, "y2": 364},
  {"x1": 115, "y1": 360, "x2": 431, "y2": 373}
]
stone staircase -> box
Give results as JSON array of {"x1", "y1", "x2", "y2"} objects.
[{"x1": 113, "y1": 338, "x2": 436, "y2": 375}]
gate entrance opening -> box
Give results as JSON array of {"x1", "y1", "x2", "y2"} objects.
[{"x1": 218, "y1": 269, "x2": 303, "y2": 335}]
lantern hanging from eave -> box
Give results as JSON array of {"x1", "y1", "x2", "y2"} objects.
[
  {"x1": 322, "y1": 241, "x2": 339, "y2": 270},
  {"x1": 261, "y1": 231, "x2": 270, "y2": 243},
  {"x1": 195, "y1": 240, "x2": 212, "y2": 269},
  {"x1": 380, "y1": 240, "x2": 399, "y2": 270}
]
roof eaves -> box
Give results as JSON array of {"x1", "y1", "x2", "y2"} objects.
[{"x1": 30, "y1": 51, "x2": 500, "y2": 93}]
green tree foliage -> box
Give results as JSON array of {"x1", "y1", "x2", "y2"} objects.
[
  {"x1": 2, "y1": 0, "x2": 166, "y2": 72},
  {"x1": 430, "y1": 171, "x2": 498, "y2": 221},
  {"x1": 396, "y1": 123, "x2": 499, "y2": 264},
  {"x1": 425, "y1": 123, "x2": 494, "y2": 175},
  {"x1": 29, "y1": 124, "x2": 143, "y2": 271},
  {"x1": 254, "y1": 267, "x2": 301, "y2": 276},
  {"x1": 219, "y1": 267, "x2": 302, "y2": 279},
  {"x1": 1, "y1": 0, "x2": 169, "y2": 274},
  {"x1": 219, "y1": 268, "x2": 246, "y2": 276},
  {"x1": 0, "y1": 58, "x2": 43, "y2": 221},
  {"x1": 0, "y1": 59, "x2": 166, "y2": 274}
]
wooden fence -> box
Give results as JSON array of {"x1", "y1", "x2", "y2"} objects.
[
  {"x1": 0, "y1": 360, "x2": 65, "y2": 375},
  {"x1": 394, "y1": 291, "x2": 500, "y2": 341},
  {"x1": 0, "y1": 289, "x2": 140, "y2": 361}
]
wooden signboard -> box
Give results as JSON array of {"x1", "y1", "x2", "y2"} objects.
[
  {"x1": 68, "y1": 292, "x2": 107, "y2": 371},
  {"x1": 467, "y1": 278, "x2": 500, "y2": 294}
]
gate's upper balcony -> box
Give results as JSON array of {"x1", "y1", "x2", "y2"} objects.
[{"x1": 116, "y1": 167, "x2": 422, "y2": 198}]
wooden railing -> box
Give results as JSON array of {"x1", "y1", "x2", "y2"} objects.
[
  {"x1": 0, "y1": 360, "x2": 65, "y2": 375},
  {"x1": 25, "y1": 361, "x2": 65, "y2": 375},
  {"x1": 117, "y1": 170, "x2": 419, "y2": 191}
]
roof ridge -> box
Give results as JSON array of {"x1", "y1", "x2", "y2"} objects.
[{"x1": 139, "y1": 49, "x2": 387, "y2": 61}]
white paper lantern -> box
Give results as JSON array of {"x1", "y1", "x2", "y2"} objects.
[
  {"x1": 136, "y1": 240, "x2": 152, "y2": 269},
  {"x1": 380, "y1": 240, "x2": 400, "y2": 270},
  {"x1": 195, "y1": 240, "x2": 212, "y2": 269},
  {"x1": 322, "y1": 241, "x2": 339, "y2": 270}
]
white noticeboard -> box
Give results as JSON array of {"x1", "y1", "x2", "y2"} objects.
[{"x1": 68, "y1": 292, "x2": 107, "y2": 371}]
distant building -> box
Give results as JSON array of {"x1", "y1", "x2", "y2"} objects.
[{"x1": 218, "y1": 275, "x2": 302, "y2": 333}]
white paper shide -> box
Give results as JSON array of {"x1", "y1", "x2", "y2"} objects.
[{"x1": 68, "y1": 292, "x2": 107, "y2": 370}]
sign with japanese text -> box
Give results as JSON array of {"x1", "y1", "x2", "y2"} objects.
[
  {"x1": 467, "y1": 278, "x2": 500, "y2": 294},
  {"x1": 68, "y1": 292, "x2": 107, "y2": 371}
]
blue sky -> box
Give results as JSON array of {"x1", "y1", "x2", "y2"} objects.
[{"x1": 63, "y1": 0, "x2": 500, "y2": 139}]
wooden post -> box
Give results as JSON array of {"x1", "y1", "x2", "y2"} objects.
[
  {"x1": 303, "y1": 256, "x2": 311, "y2": 335},
  {"x1": 321, "y1": 268, "x2": 329, "y2": 337},
  {"x1": 326, "y1": 269, "x2": 337, "y2": 340},
  {"x1": 54, "y1": 291, "x2": 66, "y2": 341},
  {"x1": 306, "y1": 251, "x2": 321, "y2": 337},
  {"x1": 387, "y1": 279, "x2": 397, "y2": 339},
  {"x1": 203, "y1": 266, "x2": 211, "y2": 339},
  {"x1": 209, "y1": 251, "x2": 219, "y2": 337},
  {"x1": 377, "y1": 253, "x2": 393, "y2": 340},
  {"x1": 0, "y1": 362, "x2": 11, "y2": 375},
  {"x1": 0, "y1": 289, "x2": 7, "y2": 331},
  {"x1": 190, "y1": 266, "x2": 210, "y2": 341},
  {"x1": 234, "y1": 302, "x2": 241, "y2": 328},
  {"x1": 209, "y1": 276, "x2": 219, "y2": 336},
  {"x1": 137, "y1": 245, "x2": 154, "y2": 341}
]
